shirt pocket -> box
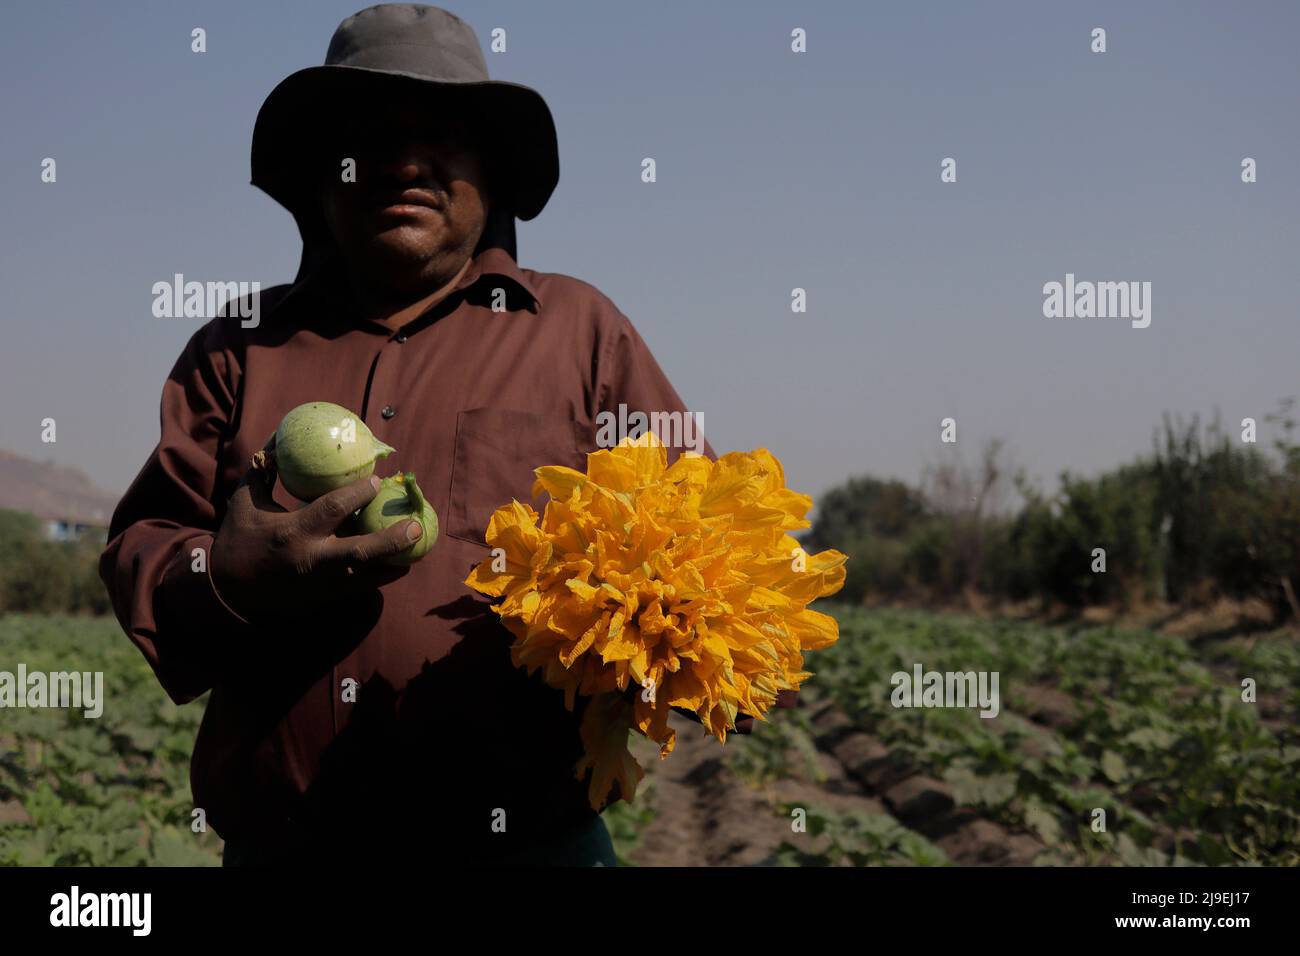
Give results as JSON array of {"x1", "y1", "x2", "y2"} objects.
[{"x1": 446, "y1": 407, "x2": 592, "y2": 545}]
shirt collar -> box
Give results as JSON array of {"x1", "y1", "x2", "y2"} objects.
[{"x1": 456, "y1": 245, "x2": 544, "y2": 311}]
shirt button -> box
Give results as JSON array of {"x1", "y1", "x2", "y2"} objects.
[
  {"x1": 381, "y1": 405, "x2": 396, "y2": 419},
  {"x1": 395, "y1": 333, "x2": 408, "y2": 343}
]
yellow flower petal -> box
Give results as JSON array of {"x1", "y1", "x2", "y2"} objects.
[{"x1": 464, "y1": 442, "x2": 846, "y2": 809}]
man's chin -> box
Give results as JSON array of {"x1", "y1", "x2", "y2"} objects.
[{"x1": 353, "y1": 230, "x2": 442, "y2": 271}]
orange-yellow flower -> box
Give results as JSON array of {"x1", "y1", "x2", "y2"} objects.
[{"x1": 465, "y1": 434, "x2": 847, "y2": 809}]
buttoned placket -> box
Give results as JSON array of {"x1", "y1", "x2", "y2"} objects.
[
  {"x1": 329, "y1": 260, "x2": 491, "y2": 744},
  {"x1": 328, "y1": 323, "x2": 412, "y2": 748},
  {"x1": 361, "y1": 259, "x2": 487, "y2": 426},
  {"x1": 367, "y1": 325, "x2": 421, "y2": 426}
]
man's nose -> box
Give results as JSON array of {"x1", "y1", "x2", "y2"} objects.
[
  {"x1": 371, "y1": 146, "x2": 440, "y2": 186},
  {"x1": 382, "y1": 156, "x2": 427, "y2": 182}
]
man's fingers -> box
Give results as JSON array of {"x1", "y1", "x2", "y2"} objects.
[
  {"x1": 297, "y1": 475, "x2": 381, "y2": 535},
  {"x1": 315, "y1": 517, "x2": 423, "y2": 567}
]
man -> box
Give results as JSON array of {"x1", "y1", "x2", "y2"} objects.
[{"x1": 101, "y1": 4, "x2": 756, "y2": 867}]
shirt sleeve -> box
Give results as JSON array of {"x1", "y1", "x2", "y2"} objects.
[
  {"x1": 594, "y1": 311, "x2": 717, "y2": 463},
  {"x1": 99, "y1": 319, "x2": 251, "y2": 705}
]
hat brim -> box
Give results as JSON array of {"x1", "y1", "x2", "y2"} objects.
[{"x1": 251, "y1": 65, "x2": 559, "y2": 222}]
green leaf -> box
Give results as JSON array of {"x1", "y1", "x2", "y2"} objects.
[
  {"x1": 1115, "y1": 833, "x2": 1169, "y2": 866},
  {"x1": 1100, "y1": 751, "x2": 1127, "y2": 784},
  {"x1": 150, "y1": 826, "x2": 220, "y2": 867},
  {"x1": 1024, "y1": 802, "x2": 1063, "y2": 846}
]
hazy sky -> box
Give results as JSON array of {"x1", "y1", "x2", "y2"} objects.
[{"x1": 2, "y1": 0, "x2": 1296, "y2": 502}]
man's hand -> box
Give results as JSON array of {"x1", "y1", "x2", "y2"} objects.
[{"x1": 210, "y1": 451, "x2": 423, "y2": 622}]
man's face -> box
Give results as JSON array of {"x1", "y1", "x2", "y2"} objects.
[{"x1": 318, "y1": 92, "x2": 492, "y2": 283}]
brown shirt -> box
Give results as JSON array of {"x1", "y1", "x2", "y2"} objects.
[{"x1": 100, "y1": 244, "x2": 711, "y2": 856}]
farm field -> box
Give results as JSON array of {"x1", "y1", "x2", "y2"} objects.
[
  {"x1": 611, "y1": 604, "x2": 1300, "y2": 866},
  {"x1": 3, "y1": 607, "x2": 1298, "y2": 866},
  {"x1": 0, "y1": 615, "x2": 221, "y2": 865}
]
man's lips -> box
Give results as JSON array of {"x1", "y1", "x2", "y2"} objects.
[{"x1": 371, "y1": 188, "x2": 444, "y2": 214}]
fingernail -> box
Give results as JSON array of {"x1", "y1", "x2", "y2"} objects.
[
  {"x1": 369, "y1": 476, "x2": 381, "y2": 491},
  {"x1": 406, "y1": 521, "x2": 423, "y2": 541}
]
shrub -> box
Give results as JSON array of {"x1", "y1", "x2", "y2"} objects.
[{"x1": 0, "y1": 509, "x2": 109, "y2": 615}]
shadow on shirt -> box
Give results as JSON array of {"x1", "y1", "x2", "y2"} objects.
[{"x1": 272, "y1": 594, "x2": 598, "y2": 863}]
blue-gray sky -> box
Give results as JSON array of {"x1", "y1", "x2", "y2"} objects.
[{"x1": 1, "y1": 0, "x2": 1297, "y2": 501}]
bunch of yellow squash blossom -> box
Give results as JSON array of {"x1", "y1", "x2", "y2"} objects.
[{"x1": 465, "y1": 434, "x2": 847, "y2": 810}]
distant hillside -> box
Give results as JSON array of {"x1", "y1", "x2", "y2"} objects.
[{"x1": 0, "y1": 450, "x2": 120, "y2": 527}]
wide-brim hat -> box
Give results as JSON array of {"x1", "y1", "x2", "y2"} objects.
[{"x1": 251, "y1": 4, "x2": 560, "y2": 226}]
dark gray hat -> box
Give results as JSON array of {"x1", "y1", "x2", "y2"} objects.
[{"x1": 251, "y1": 4, "x2": 560, "y2": 225}]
